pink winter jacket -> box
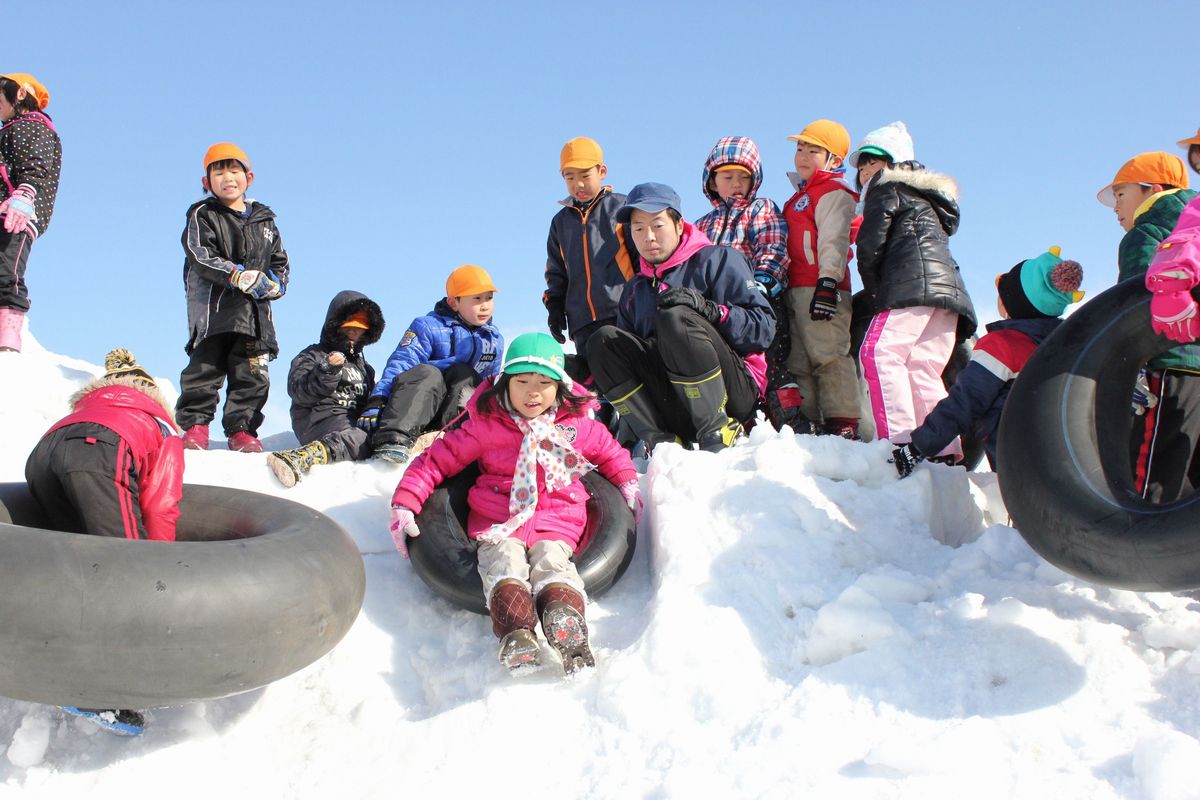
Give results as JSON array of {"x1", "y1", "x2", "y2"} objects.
[
  {"x1": 391, "y1": 380, "x2": 637, "y2": 551},
  {"x1": 1148, "y1": 194, "x2": 1200, "y2": 283}
]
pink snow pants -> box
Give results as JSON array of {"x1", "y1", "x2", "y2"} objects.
[{"x1": 859, "y1": 306, "x2": 962, "y2": 457}]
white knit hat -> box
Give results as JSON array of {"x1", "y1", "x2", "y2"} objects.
[{"x1": 847, "y1": 121, "x2": 915, "y2": 169}]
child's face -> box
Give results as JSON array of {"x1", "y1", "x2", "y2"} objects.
[
  {"x1": 507, "y1": 372, "x2": 559, "y2": 419},
  {"x1": 0, "y1": 92, "x2": 15, "y2": 123},
  {"x1": 1111, "y1": 182, "x2": 1155, "y2": 232},
  {"x1": 712, "y1": 169, "x2": 753, "y2": 202},
  {"x1": 204, "y1": 161, "x2": 253, "y2": 208},
  {"x1": 341, "y1": 327, "x2": 366, "y2": 345},
  {"x1": 794, "y1": 142, "x2": 839, "y2": 182},
  {"x1": 448, "y1": 291, "x2": 494, "y2": 326},
  {"x1": 1189, "y1": 145, "x2": 1200, "y2": 176},
  {"x1": 629, "y1": 209, "x2": 684, "y2": 265},
  {"x1": 562, "y1": 165, "x2": 607, "y2": 204},
  {"x1": 856, "y1": 156, "x2": 888, "y2": 189}
]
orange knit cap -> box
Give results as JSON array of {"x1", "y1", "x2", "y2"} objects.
[
  {"x1": 0, "y1": 73, "x2": 49, "y2": 109},
  {"x1": 340, "y1": 310, "x2": 370, "y2": 330},
  {"x1": 1096, "y1": 152, "x2": 1190, "y2": 207}
]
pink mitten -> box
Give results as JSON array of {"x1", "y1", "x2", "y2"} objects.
[
  {"x1": 1, "y1": 185, "x2": 35, "y2": 234},
  {"x1": 389, "y1": 506, "x2": 420, "y2": 559},
  {"x1": 1147, "y1": 266, "x2": 1200, "y2": 343},
  {"x1": 618, "y1": 480, "x2": 643, "y2": 524}
]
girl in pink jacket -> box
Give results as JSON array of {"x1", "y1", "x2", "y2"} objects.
[
  {"x1": 389, "y1": 332, "x2": 640, "y2": 675},
  {"x1": 1146, "y1": 134, "x2": 1200, "y2": 343}
]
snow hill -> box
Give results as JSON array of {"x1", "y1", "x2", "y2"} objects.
[{"x1": 2, "y1": 333, "x2": 1200, "y2": 799}]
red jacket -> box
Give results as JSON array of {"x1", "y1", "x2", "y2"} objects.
[
  {"x1": 783, "y1": 170, "x2": 858, "y2": 290},
  {"x1": 47, "y1": 383, "x2": 183, "y2": 541},
  {"x1": 392, "y1": 380, "x2": 637, "y2": 551}
]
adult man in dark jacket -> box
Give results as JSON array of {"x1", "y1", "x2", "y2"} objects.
[{"x1": 588, "y1": 183, "x2": 775, "y2": 453}]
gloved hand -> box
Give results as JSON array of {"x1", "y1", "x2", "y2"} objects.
[
  {"x1": 230, "y1": 268, "x2": 283, "y2": 300},
  {"x1": 546, "y1": 302, "x2": 567, "y2": 344},
  {"x1": 618, "y1": 480, "x2": 643, "y2": 524},
  {"x1": 809, "y1": 277, "x2": 840, "y2": 321},
  {"x1": 0, "y1": 185, "x2": 35, "y2": 234},
  {"x1": 1132, "y1": 369, "x2": 1158, "y2": 416},
  {"x1": 356, "y1": 396, "x2": 386, "y2": 432},
  {"x1": 657, "y1": 286, "x2": 723, "y2": 326},
  {"x1": 389, "y1": 506, "x2": 420, "y2": 559},
  {"x1": 754, "y1": 272, "x2": 783, "y2": 298},
  {"x1": 262, "y1": 269, "x2": 285, "y2": 300},
  {"x1": 1146, "y1": 264, "x2": 1200, "y2": 343},
  {"x1": 890, "y1": 442, "x2": 924, "y2": 478}
]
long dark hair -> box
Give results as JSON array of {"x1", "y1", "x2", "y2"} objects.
[{"x1": 476, "y1": 373, "x2": 593, "y2": 418}]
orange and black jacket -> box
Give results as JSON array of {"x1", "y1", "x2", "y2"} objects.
[{"x1": 543, "y1": 187, "x2": 638, "y2": 335}]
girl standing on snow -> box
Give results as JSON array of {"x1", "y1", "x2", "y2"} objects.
[
  {"x1": 0, "y1": 74, "x2": 62, "y2": 353},
  {"x1": 389, "y1": 333, "x2": 640, "y2": 675},
  {"x1": 852, "y1": 122, "x2": 977, "y2": 458}
]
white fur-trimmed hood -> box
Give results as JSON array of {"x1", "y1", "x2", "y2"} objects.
[
  {"x1": 69, "y1": 374, "x2": 178, "y2": 430},
  {"x1": 875, "y1": 167, "x2": 959, "y2": 201}
]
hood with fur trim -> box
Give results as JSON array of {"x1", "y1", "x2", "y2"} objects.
[
  {"x1": 69, "y1": 374, "x2": 178, "y2": 431},
  {"x1": 870, "y1": 163, "x2": 960, "y2": 235}
]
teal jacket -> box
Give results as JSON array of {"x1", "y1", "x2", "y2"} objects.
[{"x1": 1118, "y1": 188, "x2": 1200, "y2": 371}]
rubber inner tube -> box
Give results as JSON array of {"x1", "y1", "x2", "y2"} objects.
[
  {"x1": 408, "y1": 466, "x2": 637, "y2": 614},
  {"x1": 0, "y1": 482, "x2": 365, "y2": 709},
  {"x1": 997, "y1": 276, "x2": 1200, "y2": 591}
]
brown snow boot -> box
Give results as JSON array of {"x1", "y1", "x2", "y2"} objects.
[
  {"x1": 489, "y1": 579, "x2": 541, "y2": 672},
  {"x1": 537, "y1": 583, "x2": 594, "y2": 675}
]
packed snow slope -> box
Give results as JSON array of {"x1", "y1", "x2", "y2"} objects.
[{"x1": 1, "y1": 332, "x2": 1200, "y2": 800}]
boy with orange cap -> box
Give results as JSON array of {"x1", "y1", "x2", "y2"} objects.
[
  {"x1": 782, "y1": 119, "x2": 862, "y2": 438},
  {"x1": 356, "y1": 264, "x2": 504, "y2": 464},
  {"x1": 0, "y1": 73, "x2": 62, "y2": 353},
  {"x1": 1097, "y1": 151, "x2": 1199, "y2": 502},
  {"x1": 543, "y1": 137, "x2": 638, "y2": 365},
  {"x1": 176, "y1": 142, "x2": 290, "y2": 454}
]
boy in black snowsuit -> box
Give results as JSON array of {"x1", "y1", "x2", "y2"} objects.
[
  {"x1": 176, "y1": 142, "x2": 289, "y2": 454},
  {"x1": 268, "y1": 291, "x2": 385, "y2": 487}
]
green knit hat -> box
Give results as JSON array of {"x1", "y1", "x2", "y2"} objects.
[
  {"x1": 996, "y1": 246, "x2": 1085, "y2": 318},
  {"x1": 502, "y1": 332, "x2": 568, "y2": 381}
]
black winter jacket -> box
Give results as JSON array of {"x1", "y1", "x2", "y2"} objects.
[
  {"x1": 287, "y1": 290, "x2": 385, "y2": 444},
  {"x1": 0, "y1": 110, "x2": 61, "y2": 237},
  {"x1": 181, "y1": 198, "x2": 291, "y2": 356},
  {"x1": 855, "y1": 165, "x2": 977, "y2": 341}
]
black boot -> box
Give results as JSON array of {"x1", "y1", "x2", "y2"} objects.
[
  {"x1": 668, "y1": 367, "x2": 743, "y2": 452},
  {"x1": 607, "y1": 380, "x2": 679, "y2": 452}
]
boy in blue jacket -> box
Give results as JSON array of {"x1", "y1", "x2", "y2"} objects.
[
  {"x1": 892, "y1": 248, "x2": 1083, "y2": 476},
  {"x1": 358, "y1": 265, "x2": 504, "y2": 464}
]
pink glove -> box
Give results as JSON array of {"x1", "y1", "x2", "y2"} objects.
[
  {"x1": 618, "y1": 480, "x2": 642, "y2": 524},
  {"x1": 1146, "y1": 267, "x2": 1200, "y2": 343},
  {"x1": 389, "y1": 506, "x2": 420, "y2": 559},
  {"x1": 1, "y1": 185, "x2": 35, "y2": 234}
]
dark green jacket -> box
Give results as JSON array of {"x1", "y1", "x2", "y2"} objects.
[{"x1": 1118, "y1": 188, "x2": 1200, "y2": 371}]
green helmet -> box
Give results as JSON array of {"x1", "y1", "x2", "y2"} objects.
[{"x1": 502, "y1": 332, "x2": 567, "y2": 382}]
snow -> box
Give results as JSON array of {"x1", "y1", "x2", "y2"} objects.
[{"x1": 2, "y1": 332, "x2": 1200, "y2": 799}]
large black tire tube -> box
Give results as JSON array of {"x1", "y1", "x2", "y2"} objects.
[
  {"x1": 0, "y1": 483, "x2": 365, "y2": 709},
  {"x1": 409, "y1": 466, "x2": 637, "y2": 614},
  {"x1": 997, "y1": 277, "x2": 1200, "y2": 591}
]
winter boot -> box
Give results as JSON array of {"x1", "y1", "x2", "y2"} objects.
[
  {"x1": 821, "y1": 418, "x2": 861, "y2": 440},
  {"x1": 537, "y1": 583, "x2": 594, "y2": 675},
  {"x1": 0, "y1": 307, "x2": 23, "y2": 352},
  {"x1": 181, "y1": 424, "x2": 210, "y2": 451},
  {"x1": 373, "y1": 433, "x2": 415, "y2": 465},
  {"x1": 267, "y1": 441, "x2": 330, "y2": 488},
  {"x1": 228, "y1": 431, "x2": 264, "y2": 453},
  {"x1": 608, "y1": 380, "x2": 679, "y2": 453},
  {"x1": 61, "y1": 707, "x2": 145, "y2": 736},
  {"x1": 489, "y1": 579, "x2": 541, "y2": 672},
  {"x1": 668, "y1": 366, "x2": 743, "y2": 452}
]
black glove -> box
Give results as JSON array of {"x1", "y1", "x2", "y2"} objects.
[
  {"x1": 809, "y1": 277, "x2": 840, "y2": 321},
  {"x1": 546, "y1": 302, "x2": 567, "y2": 344},
  {"x1": 658, "y1": 287, "x2": 722, "y2": 326},
  {"x1": 356, "y1": 395, "x2": 387, "y2": 432},
  {"x1": 890, "y1": 442, "x2": 924, "y2": 478}
]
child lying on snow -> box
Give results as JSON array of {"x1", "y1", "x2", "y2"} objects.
[{"x1": 388, "y1": 333, "x2": 640, "y2": 675}]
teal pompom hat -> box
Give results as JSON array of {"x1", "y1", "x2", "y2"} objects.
[
  {"x1": 502, "y1": 332, "x2": 568, "y2": 381},
  {"x1": 996, "y1": 246, "x2": 1085, "y2": 318}
]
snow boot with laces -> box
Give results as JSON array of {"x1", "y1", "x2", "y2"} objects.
[
  {"x1": 267, "y1": 440, "x2": 329, "y2": 487},
  {"x1": 537, "y1": 583, "x2": 594, "y2": 675},
  {"x1": 490, "y1": 579, "x2": 541, "y2": 672}
]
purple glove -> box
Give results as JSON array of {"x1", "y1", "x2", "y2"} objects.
[
  {"x1": 389, "y1": 506, "x2": 420, "y2": 559},
  {"x1": 1, "y1": 185, "x2": 35, "y2": 234},
  {"x1": 1146, "y1": 267, "x2": 1200, "y2": 343},
  {"x1": 618, "y1": 480, "x2": 642, "y2": 524}
]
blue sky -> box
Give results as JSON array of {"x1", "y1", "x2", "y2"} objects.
[{"x1": 11, "y1": 0, "x2": 1197, "y2": 434}]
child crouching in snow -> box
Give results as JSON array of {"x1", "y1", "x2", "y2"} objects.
[{"x1": 389, "y1": 333, "x2": 640, "y2": 674}]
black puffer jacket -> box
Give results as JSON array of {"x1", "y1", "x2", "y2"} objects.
[
  {"x1": 855, "y1": 164, "x2": 977, "y2": 340},
  {"x1": 287, "y1": 290, "x2": 385, "y2": 443},
  {"x1": 181, "y1": 197, "x2": 290, "y2": 356}
]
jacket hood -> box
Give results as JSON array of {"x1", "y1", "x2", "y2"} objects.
[
  {"x1": 875, "y1": 163, "x2": 961, "y2": 234},
  {"x1": 702, "y1": 137, "x2": 763, "y2": 206},
  {"x1": 320, "y1": 290, "x2": 385, "y2": 350},
  {"x1": 70, "y1": 377, "x2": 177, "y2": 430},
  {"x1": 637, "y1": 221, "x2": 715, "y2": 281}
]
